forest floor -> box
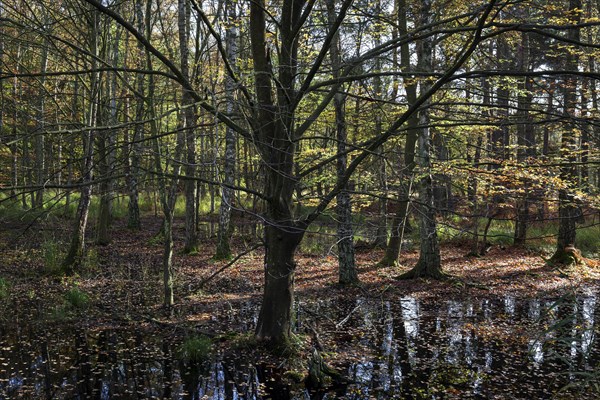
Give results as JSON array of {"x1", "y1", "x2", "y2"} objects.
[
  {"x1": 3, "y1": 214, "x2": 599, "y2": 323},
  {"x1": 1, "y1": 214, "x2": 600, "y2": 398}
]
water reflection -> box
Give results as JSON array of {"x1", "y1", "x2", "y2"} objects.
[{"x1": 1, "y1": 294, "x2": 598, "y2": 399}]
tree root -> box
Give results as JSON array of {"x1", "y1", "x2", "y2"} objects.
[{"x1": 395, "y1": 261, "x2": 449, "y2": 280}]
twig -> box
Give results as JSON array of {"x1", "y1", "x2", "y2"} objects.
[{"x1": 335, "y1": 303, "x2": 362, "y2": 329}]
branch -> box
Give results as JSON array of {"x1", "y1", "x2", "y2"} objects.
[
  {"x1": 302, "y1": 0, "x2": 498, "y2": 226},
  {"x1": 198, "y1": 244, "x2": 263, "y2": 287},
  {"x1": 81, "y1": 0, "x2": 249, "y2": 138}
]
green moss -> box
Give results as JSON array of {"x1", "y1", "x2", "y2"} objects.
[{"x1": 229, "y1": 332, "x2": 258, "y2": 350}]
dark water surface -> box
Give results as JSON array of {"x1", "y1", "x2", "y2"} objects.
[{"x1": 1, "y1": 294, "x2": 598, "y2": 399}]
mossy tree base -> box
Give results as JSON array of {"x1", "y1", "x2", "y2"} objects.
[
  {"x1": 548, "y1": 246, "x2": 585, "y2": 267},
  {"x1": 182, "y1": 246, "x2": 199, "y2": 256},
  {"x1": 213, "y1": 246, "x2": 232, "y2": 261},
  {"x1": 306, "y1": 349, "x2": 341, "y2": 389},
  {"x1": 377, "y1": 257, "x2": 399, "y2": 268}
]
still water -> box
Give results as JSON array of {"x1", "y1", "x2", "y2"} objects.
[{"x1": 1, "y1": 294, "x2": 598, "y2": 399}]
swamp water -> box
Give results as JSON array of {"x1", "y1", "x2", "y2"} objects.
[{"x1": 1, "y1": 294, "x2": 598, "y2": 399}]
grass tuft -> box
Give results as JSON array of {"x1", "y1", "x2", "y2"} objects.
[
  {"x1": 65, "y1": 287, "x2": 90, "y2": 309},
  {"x1": 41, "y1": 238, "x2": 65, "y2": 275},
  {"x1": 0, "y1": 278, "x2": 9, "y2": 300},
  {"x1": 179, "y1": 335, "x2": 213, "y2": 364}
]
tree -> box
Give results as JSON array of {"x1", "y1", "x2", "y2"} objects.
[
  {"x1": 326, "y1": 0, "x2": 358, "y2": 285},
  {"x1": 550, "y1": 0, "x2": 583, "y2": 264},
  {"x1": 62, "y1": 4, "x2": 101, "y2": 273},
  {"x1": 179, "y1": 0, "x2": 198, "y2": 254},
  {"x1": 397, "y1": 0, "x2": 443, "y2": 279},
  {"x1": 215, "y1": 0, "x2": 239, "y2": 261}
]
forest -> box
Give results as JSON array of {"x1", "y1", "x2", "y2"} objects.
[{"x1": 1, "y1": 0, "x2": 600, "y2": 398}]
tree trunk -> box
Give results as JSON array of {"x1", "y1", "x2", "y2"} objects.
[
  {"x1": 251, "y1": 0, "x2": 307, "y2": 346},
  {"x1": 380, "y1": 0, "x2": 418, "y2": 267},
  {"x1": 62, "y1": 7, "x2": 100, "y2": 274},
  {"x1": 397, "y1": 0, "x2": 443, "y2": 280},
  {"x1": 372, "y1": 0, "x2": 387, "y2": 249},
  {"x1": 326, "y1": 0, "x2": 357, "y2": 285},
  {"x1": 179, "y1": 0, "x2": 198, "y2": 254},
  {"x1": 34, "y1": 26, "x2": 49, "y2": 209},
  {"x1": 255, "y1": 221, "x2": 304, "y2": 345},
  {"x1": 127, "y1": 0, "x2": 144, "y2": 230},
  {"x1": 514, "y1": 31, "x2": 532, "y2": 245},
  {"x1": 215, "y1": 0, "x2": 238, "y2": 260},
  {"x1": 550, "y1": 0, "x2": 582, "y2": 264}
]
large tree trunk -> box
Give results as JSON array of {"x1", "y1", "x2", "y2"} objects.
[
  {"x1": 251, "y1": 0, "x2": 306, "y2": 346},
  {"x1": 255, "y1": 220, "x2": 304, "y2": 344}
]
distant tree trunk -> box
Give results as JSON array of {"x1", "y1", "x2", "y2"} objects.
[
  {"x1": 492, "y1": 35, "x2": 510, "y2": 168},
  {"x1": 380, "y1": 0, "x2": 418, "y2": 267},
  {"x1": 514, "y1": 32, "x2": 532, "y2": 245},
  {"x1": 10, "y1": 45, "x2": 21, "y2": 199},
  {"x1": 215, "y1": 0, "x2": 238, "y2": 260},
  {"x1": 326, "y1": 0, "x2": 358, "y2": 284},
  {"x1": 581, "y1": 75, "x2": 590, "y2": 189},
  {"x1": 63, "y1": 8, "x2": 100, "y2": 273},
  {"x1": 144, "y1": 1, "x2": 182, "y2": 308},
  {"x1": 127, "y1": 0, "x2": 144, "y2": 230},
  {"x1": 550, "y1": 0, "x2": 582, "y2": 264},
  {"x1": 398, "y1": 0, "x2": 443, "y2": 280},
  {"x1": 97, "y1": 29, "x2": 120, "y2": 245},
  {"x1": 96, "y1": 123, "x2": 112, "y2": 245},
  {"x1": 179, "y1": 0, "x2": 198, "y2": 254},
  {"x1": 590, "y1": 56, "x2": 600, "y2": 193},
  {"x1": 372, "y1": 0, "x2": 387, "y2": 249},
  {"x1": 34, "y1": 24, "x2": 49, "y2": 209},
  {"x1": 468, "y1": 78, "x2": 484, "y2": 255}
]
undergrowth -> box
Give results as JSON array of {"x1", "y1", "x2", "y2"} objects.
[
  {"x1": 179, "y1": 335, "x2": 213, "y2": 364},
  {"x1": 0, "y1": 278, "x2": 9, "y2": 300},
  {"x1": 64, "y1": 287, "x2": 90, "y2": 309}
]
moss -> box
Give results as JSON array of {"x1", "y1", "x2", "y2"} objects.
[
  {"x1": 306, "y1": 348, "x2": 341, "y2": 389},
  {"x1": 549, "y1": 246, "x2": 585, "y2": 267},
  {"x1": 283, "y1": 370, "x2": 306, "y2": 383},
  {"x1": 228, "y1": 332, "x2": 258, "y2": 350}
]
